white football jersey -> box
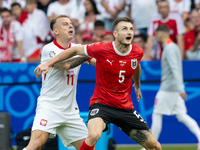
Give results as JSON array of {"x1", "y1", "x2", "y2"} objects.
[{"x1": 37, "y1": 40, "x2": 82, "y2": 113}]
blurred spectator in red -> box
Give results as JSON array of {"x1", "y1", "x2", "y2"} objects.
[
  {"x1": 102, "y1": 30, "x2": 114, "y2": 43},
  {"x1": 100, "y1": 0, "x2": 126, "y2": 31},
  {"x1": 185, "y1": 9, "x2": 200, "y2": 60},
  {"x1": 11, "y1": 2, "x2": 23, "y2": 20},
  {"x1": 21, "y1": 0, "x2": 50, "y2": 62},
  {"x1": 126, "y1": 0, "x2": 157, "y2": 41},
  {"x1": 0, "y1": 8, "x2": 26, "y2": 62},
  {"x1": 47, "y1": 0, "x2": 77, "y2": 24},
  {"x1": 132, "y1": 34, "x2": 146, "y2": 54},
  {"x1": 2, "y1": 0, "x2": 26, "y2": 9},
  {"x1": 93, "y1": 20, "x2": 105, "y2": 42},
  {"x1": 144, "y1": 0, "x2": 185, "y2": 60},
  {"x1": 168, "y1": 0, "x2": 191, "y2": 22},
  {"x1": 37, "y1": 0, "x2": 56, "y2": 15},
  {"x1": 76, "y1": 0, "x2": 102, "y2": 44},
  {"x1": 82, "y1": 34, "x2": 93, "y2": 44}
]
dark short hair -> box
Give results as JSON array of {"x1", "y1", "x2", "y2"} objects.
[
  {"x1": 156, "y1": 24, "x2": 170, "y2": 33},
  {"x1": 11, "y1": 2, "x2": 21, "y2": 8},
  {"x1": 26, "y1": 0, "x2": 37, "y2": 4},
  {"x1": 94, "y1": 20, "x2": 104, "y2": 27},
  {"x1": 50, "y1": 15, "x2": 70, "y2": 31},
  {"x1": 112, "y1": 17, "x2": 134, "y2": 31},
  {"x1": 85, "y1": 0, "x2": 99, "y2": 16},
  {"x1": 157, "y1": 0, "x2": 168, "y2": 2},
  {"x1": 0, "y1": 7, "x2": 11, "y2": 14}
]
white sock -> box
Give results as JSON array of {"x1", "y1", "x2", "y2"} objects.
[
  {"x1": 176, "y1": 113, "x2": 200, "y2": 143},
  {"x1": 23, "y1": 148, "x2": 28, "y2": 150},
  {"x1": 151, "y1": 113, "x2": 163, "y2": 140}
]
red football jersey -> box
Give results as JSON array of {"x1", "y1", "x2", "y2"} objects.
[
  {"x1": 148, "y1": 13, "x2": 185, "y2": 59},
  {"x1": 84, "y1": 42, "x2": 143, "y2": 109}
]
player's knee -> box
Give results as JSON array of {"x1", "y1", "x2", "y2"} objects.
[
  {"x1": 176, "y1": 114, "x2": 184, "y2": 123},
  {"x1": 87, "y1": 132, "x2": 101, "y2": 145},
  {"x1": 146, "y1": 141, "x2": 161, "y2": 150}
]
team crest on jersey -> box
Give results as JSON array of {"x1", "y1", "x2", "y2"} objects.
[
  {"x1": 131, "y1": 59, "x2": 137, "y2": 69},
  {"x1": 88, "y1": 43, "x2": 95, "y2": 46},
  {"x1": 40, "y1": 119, "x2": 48, "y2": 126},
  {"x1": 49, "y1": 51, "x2": 56, "y2": 58},
  {"x1": 90, "y1": 108, "x2": 99, "y2": 116}
]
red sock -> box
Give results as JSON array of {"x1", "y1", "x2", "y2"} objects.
[{"x1": 80, "y1": 140, "x2": 95, "y2": 150}]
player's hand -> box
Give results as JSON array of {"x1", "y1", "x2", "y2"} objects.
[
  {"x1": 133, "y1": 84, "x2": 142, "y2": 102},
  {"x1": 180, "y1": 92, "x2": 187, "y2": 101},
  {"x1": 34, "y1": 63, "x2": 51, "y2": 79}
]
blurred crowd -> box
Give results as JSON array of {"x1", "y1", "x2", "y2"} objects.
[{"x1": 0, "y1": 0, "x2": 200, "y2": 62}]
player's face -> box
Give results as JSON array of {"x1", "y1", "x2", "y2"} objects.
[
  {"x1": 54, "y1": 17, "x2": 74, "y2": 40},
  {"x1": 1, "y1": 12, "x2": 11, "y2": 26},
  {"x1": 114, "y1": 21, "x2": 134, "y2": 46},
  {"x1": 158, "y1": 1, "x2": 169, "y2": 18},
  {"x1": 156, "y1": 31, "x2": 163, "y2": 44}
]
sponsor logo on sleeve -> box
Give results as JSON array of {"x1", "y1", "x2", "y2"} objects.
[
  {"x1": 90, "y1": 108, "x2": 99, "y2": 116},
  {"x1": 49, "y1": 51, "x2": 56, "y2": 58},
  {"x1": 40, "y1": 119, "x2": 48, "y2": 126},
  {"x1": 131, "y1": 59, "x2": 137, "y2": 69}
]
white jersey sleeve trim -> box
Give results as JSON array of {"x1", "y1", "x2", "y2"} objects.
[{"x1": 84, "y1": 45, "x2": 90, "y2": 57}]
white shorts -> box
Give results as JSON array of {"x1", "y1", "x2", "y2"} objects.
[
  {"x1": 32, "y1": 105, "x2": 88, "y2": 147},
  {"x1": 153, "y1": 90, "x2": 187, "y2": 115}
]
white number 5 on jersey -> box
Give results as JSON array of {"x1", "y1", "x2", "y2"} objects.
[{"x1": 119, "y1": 70, "x2": 126, "y2": 83}]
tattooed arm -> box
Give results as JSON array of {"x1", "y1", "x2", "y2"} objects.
[{"x1": 54, "y1": 56, "x2": 91, "y2": 70}]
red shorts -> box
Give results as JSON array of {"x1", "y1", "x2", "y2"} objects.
[{"x1": 29, "y1": 48, "x2": 41, "y2": 58}]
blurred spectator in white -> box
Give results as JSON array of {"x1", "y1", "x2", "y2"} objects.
[
  {"x1": 167, "y1": 0, "x2": 191, "y2": 22},
  {"x1": 93, "y1": 20, "x2": 105, "y2": 42},
  {"x1": 11, "y1": 2, "x2": 23, "y2": 20},
  {"x1": 132, "y1": 34, "x2": 146, "y2": 53},
  {"x1": 21, "y1": 0, "x2": 50, "y2": 62},
  {"x1": 100, "y1": 0, "x2": 126, "y2": 31},
  {"x1": 0, "y1": 8, "x2": 26, "y2": 62},
  {"x1": 37, "y1": 0, "x2": 56, "y2": 15},
  {"x1": 126, "y1": 0, "x2": 157, "y2": 41},
  {"x1": 76, "y1": 0, "x2": 102, "y2": 44},
  {"x1": 71, "y1": 0, "x2": 86, "y2": 22},
  {"x1": 144, "y1": 0, "x2": 185, "y2": 60},
  {"x1": 82, "y1": 33, "x2": 93, "y2": 44},
  {"x1": 2, "y1": 0, "x2": 26, "y2": 9},
  {"x1": 102, "y1": 30, "x2": 114, "y2": 43},
  {"x1": 47, "y1": 0, "x2": 77, "y2": 24},
  {"x1": 185, "y1": 9, "x2": 200, "y2": 60}
]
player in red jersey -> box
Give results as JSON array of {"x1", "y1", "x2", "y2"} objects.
[{"x1": 35, "y1": 17, "x2": 162, "y2": 150}]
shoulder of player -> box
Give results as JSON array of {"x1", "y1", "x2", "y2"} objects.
[
  {"x1": 165, "y1": 42, "x2": 179, "y2": 54},
  {"x1": 48, "y1": 1, "x2": 59, "y2": 7},
  {"x1": 131, "y1": 43, "x2": 143, "y2": 53}
]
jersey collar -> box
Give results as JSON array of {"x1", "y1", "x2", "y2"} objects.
[
  {"x1": 163, "y1": 39, "x2": 173, "y2": 48},
  {"x1": 112, "y1": 41, "x2": 132, "y2": 56},
  {"x1": 53, "y1": 39, "x2": 71, "y2": 50}
]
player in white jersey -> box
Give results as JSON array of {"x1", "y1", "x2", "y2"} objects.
[{"x1": 23, "y1": 15, "x2": 95, "y2": 150}]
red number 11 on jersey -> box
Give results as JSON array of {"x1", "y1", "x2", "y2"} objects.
[{"x1": 66, "y1": 74, "x2": 74, "y2": 86}]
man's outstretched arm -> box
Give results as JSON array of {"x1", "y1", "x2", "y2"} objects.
[
  {"x1": 34, "y1": 45, "x2": 86, "y2": 76},
  {"x1": 133, "y1": 64, "x2": 142, "y2": 102}
]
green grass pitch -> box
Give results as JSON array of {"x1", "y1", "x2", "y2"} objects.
[{"x1": 116, "y1": 144, "x2": 197, "y2": 150}]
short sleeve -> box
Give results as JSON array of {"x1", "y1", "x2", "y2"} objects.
[
  {"x1": 147, "y1": 17, "x2": 155, "y2": 36},
  {"x1": 136, "y1": 46, "x2": 144, "y2": 63},
  {"x1": 84, "y1": 42, "x2": 102, "y2": 59},
  {"x1": 175, "y1": 13, "x2": 185, "y2": 35},
  {"x1": 41, "y1": 45, "x2": 62, "y2": 63},
  {"x1": 14, "y1": 21, "x2": 23, "y2": 41},
  {"x1": 47, "y1": 3, "x2": 54, "y2": 17}
]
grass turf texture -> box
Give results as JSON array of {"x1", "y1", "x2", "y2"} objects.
[{"x1": 116, "y1": 144, "x2": 197, "y2": 150}]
